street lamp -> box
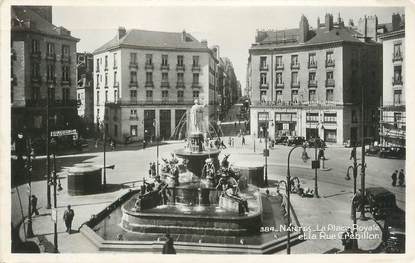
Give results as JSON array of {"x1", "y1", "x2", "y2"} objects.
[
  {"x1": 286, "y1": 144, "x2": 307, "y2": 254},
  {"x1": 25, "y1": 136, "x2": 34, "y2": 238}
]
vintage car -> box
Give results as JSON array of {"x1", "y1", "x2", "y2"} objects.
[
  {"x1": 378, "y1": 146, "x2": 405, "y2": 159},
  {"x1": 307, "y1": 137, "x2": 326, "y2": 148},
  {"x1": 274, "y1": 135, "x2": 288, "y2": 145},
  {"x1": 365, "y1": 187, "x2": 397, "y2": 220},
  {"x1": 365, "y1": 145, "x2": 381, "y2": 156},
  {"x1": 287, "y1": 136, "x2": 306, "y2": 146}
]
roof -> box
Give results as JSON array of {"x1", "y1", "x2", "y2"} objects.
[
  {"x1": 93, "y1": 29, "x2": 210, "y2": 54},
  {"x1": 306, "y1": 27, "x2": 362, "y2": 45},
  {"x1": 11, "y1": 6, "x2": 78, "y2": 41}
]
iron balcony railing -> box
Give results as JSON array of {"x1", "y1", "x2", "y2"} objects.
[
  {"x1": 308, "y1": 61, "x2": 317, "y2": 69},
  {"x1": 176, "y1": 64, "x2": 186, "y2": 71},
  {"x1": 129, "y1": 62, "x2": 138, "y2": 69},
  {"x1": 192, "y1": 65, "x2": 201, "y2": 71},
  {"x1": 275, "y1": 63, "x2": 284, "y2": 70},
  {"x1": 25, "y1": 99, "x2": 78, "y2": 107},
  {"x1": 325, "y1": 79, "x2": 335, "y2": 87},
  {"x1": 392, "y1": 52, "x2": 403, "y2": 62},
  {"x1": 392, "y1": 76, "x2": 403, "y2": 86},
  {"x1": 308, "y1": 80, "x2": 317, "y2": 87},
  {"x1": 325, "y1": 59, "x2": 335, "y2": 67},
  {"x1": 106, "y1": 99, "x2": 195, "y2": 106},
  {"x1": 145, "y1": 63, "x2": 154, "y2": 70},
  {"x1": 161, "y1": 64, "x2": 170, "y2": 71}
]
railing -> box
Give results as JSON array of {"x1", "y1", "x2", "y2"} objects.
[
  {"x1": 45, "y1": 53, "x2": 56, "y2": 61},
  {"x1": 129, "y1": 62, "x2": 138, "y2": 69},
  {"x1": 176, "y1": 64, "x2": 185, "y2": 71},
  {"x1": 308, "y1": 61, "x2": 317, "y2": 69},
  {"x1": 31, "y1": 77, "x2": 42, "y2": 84},
  {"x1": 290, "y1": 63, "x2": 300, "y2": 70},
  {"x1": 275, "y1": 82, "x2": 284, "y2": 89},
  {"x1": 325, "y1": 79, "x2": 335, "y2": 87},
  {"x1": 325, "y1": 59, "x2": 335, "y2": 67},
  {"x1": 46, "y1": 77, "x2": 56, "y2": 85},
  {"x1": 251, "y1": 100, "x2": 344, "y2": 108},
  {"x1": 161, "y1": 81, "x2": 170, "y2": 88},
  {"x1": 31, "y1": 51, "x2": 41, "y2": 60},
  {"x1": 61, "y1": 56, "x2": 71, "y2": 63},
  {"x1": 129, "y1": 115, "x2": 139, "y2": 121},
  {"x1": 145, "y1": 63, "x2": 154, "y2": 70},
  {"x1": 291, "y1": 81, "x2": 300, "y2": 88},
  {"x1": 61, "y1": 80, "x2": 71, "y2": 86},
  {"x1": 25, "y1": 99, "x2": 78, "y2": 107},
  {"x1": 392, "y1": 52, "x2": 403, "y2": 62},
  {"x1": 259, "y1": 64, "x2": 268, "y2": 71},
  {"x1": 260, "y1": 83, "x2": 269, "y2": 89},
  {"x1": 275, "y1": 63, "x2": 284, "y2": 70},
  {"x1": 161, "y1": 64, "x2": 170, "y2": 71},
  {"x1": 129, "y1": 81, "x2": 138, "y2": 88},
  {"x1": 113, "y1": 82, "x2": 120, "y2": 88},
  {"x1": 392, "y1": 77, "x2": 403, "y2": 86},
  {"x1": 191, "y1": 82, "x2": 201, "y2": 89},
  {"x1": 192, "y1": 65, "x2": 201, "y2": 71},
  {"x1": 145, "y1": 81, "x2": 154, "y2": 88},
  {"x1": 106, "y1": 99, "x2": 195, "y2": 106},
  {"x1": 176, "y1": 82, "x2": 185, "y2": 89},
  {"x1": 308, "y1": 80, "x2": 317, "y2": 87}
]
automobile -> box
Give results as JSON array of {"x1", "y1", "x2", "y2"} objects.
[
  {"x1": 378, "y1": 146, "x2": 405, "y2": 159},
  {"x1": 287, "y1": 136, "x2": 306, "y2": 146},
  {"x1": 365, "y1": 187, "x2": 397, "y2": 220},
  {"x1": 274, "y1": 135, "x2": 288, "y2": 144},
  {"x1": 365, "y1": 145, "x2": 381, "y2": 156},
  {"x1": 383, "y1": 208, "x2": 405, "y2": 253},
  {"x1": 307, "y1": 137, "x2": 326, "y2": 148}
]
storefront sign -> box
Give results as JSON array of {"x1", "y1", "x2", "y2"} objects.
[{"x1": 50, "y1": 129, "x2": 78, "y2": 137}]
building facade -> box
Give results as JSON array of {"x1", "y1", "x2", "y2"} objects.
[
  {"x1": 379, "y1": 14, "x2": 405, "y2": 147},
  {"x1": 76, "y1": 52, "x2": 94, "y2": 128},
  {"x1": 248, "y1": 14, "x2": 382, "y2": 145},
  {"x1": 93, "y1": 28, "x2": 219, "y2": 142},
  {"x1": 11, "y1": 6, "x2": 79, "y2": 139}
]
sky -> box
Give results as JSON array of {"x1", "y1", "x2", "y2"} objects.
[{"x1": 53, "y1": 5, "x2": 404, "y2": 94}]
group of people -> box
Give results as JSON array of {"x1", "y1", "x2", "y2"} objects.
[{"x1": 391, "y1": 169, "x2": 405, "y2": 187}]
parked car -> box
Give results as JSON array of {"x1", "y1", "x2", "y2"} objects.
[
  {"x1": 287, "y1": 136, "x2": 306, "y2": 146},
  {"x1": 307, "y1": 138, "x2": 326, "y2": 148},
  {"x1": 274, "y1": 135, "x2": 288, "y2": 144},
  {"x1": 365, "y1": 145, "x2": 381, "y2": 156},
  {"x1": 365, "y1": 187, "x2": 397, "y2": 220},
  {"x1": 378, "y1": 146, "x2": 405, "y2": 159}
]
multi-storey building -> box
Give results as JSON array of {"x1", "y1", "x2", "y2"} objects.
[
  {"x1": 379, "y1": 14, "x2": 405, "y2": 147},
  {"x1": 76, "y1": 52, "x2": 94, "y2": 128},
  {"x1": 248, "y1": 13, "x2": 382, "y2": 145},
  {"x1": 11, "y1": 6, "x2": 79, "y2": 138},
  {"x1": 93, "y1": 28, "x2": 219, "y2": 142}
]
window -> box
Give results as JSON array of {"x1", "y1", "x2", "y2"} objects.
[
  {"x1": 394, "y1": 43, "x2": 402, "y2": 57},
  {"x1": 326, "y1": 71, "x2": 334, "y2": 80},
  {"x1": 46, "y1": 64, "x2": 55, "y2": 81},
  {"x1": 96, "y1": 58, "x2": 100, "y2": 71},
  {"x1": 96, "y1": 74, "x2": 100, "y2": 87},
  {"x1": 394, "y1": 90, "x2": 402, "y2": 105},
  {"x1": 177, "y1": 72, "x2": 184, "y2": 82},
  {"x1": 276, "y1": 56, "x2": 283, "y2": 67},
  {"x1": 291, "y1": 55, "x2": 298, "y2": 65},
  {"x1": 394, "y1": 66, "x2": 402, "y2": 83},
  {"x1": 31, "y1": 39, "x2": 39, "y2": 53},
  {"x1": 146, "y1": 72, "x2": 153, "y2": 82},
  {"x1": 291, "y1": 72, "x2": 298, "y2": 84},
  {"x1": 306, "y1": 112, "x2": 319, "y2": 122},
  {"x1": 192, "y1": 56, "x2": 199, "y2": 66},
  {"x1": 130, "y1": 125, "x2": 138, "y2": 137},
  {"x1": 146, "y1": 54, "x2": 153, "y2": 65},
  {"x1": 96, "y1": 91, "x2": 100, "y2": 104},
  {"x1": 104, "y1": 55, "x2": 108, "y2": 69},
  {"x1": 114, "y1": 71, "x2": 117, "y2": 85},
  {"x1": 394, "y1": 112, "x2": 402, "y2": 128},
  {"x1": 62, "y1": 88, "x2": 70, "y2": 102},
  {"x1": 62, "y1": 45, "x2": 69, "y2": 58},
  {"x1": 114, "y1": 90, "x2": 118, "y2": 102},
  {"x1": 177, "y1": 90, "x2": 184, "y2": 101},
  {"x1": 130, "y1": 109, "x2": 137, "y2": 115},
  {"x1": 146, "y1": 90, "x2": 153, "y2": 100},
  {"x1": 130, "y1": 71, "x2": 137, "y2": 83},
  {"x1": 260, "y1": 56, "x2": 267, "y2": 69},
  {"x1": 309, "y1": 90, "x2": 316, "y2": 102},
  {"x1": 130, "y1": 90, "x2": 137, "y2": 98},
  {"x1": 105, "y1": 90, "x2": 108, "y2": 102},
  {"x1": 162, "y1": 55, "x2": 168, "y2": 66},
  {"x1": 105, "y1": 73, "x2": 108, "y2": 86},
  {"x1": 193, "y1": 90, "x2": 199, "y2": 99},
  {"x1": 31, "y1": 63, "x2": 40, "y2": 78},
  {"x1": 114, "y1": 125, "x2": 118, "y2": 137},
  {"x1": 326, "y1": 89, "x2": 334, "y2": 101},
  {"x1": 177, "y1": 55, "x2": 184, "y2": 66},
  {"x1": 130, "y1": 53, "x2": 137, "y2": 64},
  {"x1": 309, "y1": 72, "x2": 316, "y2": 81},
  {"x1": 49, "y1": 88, "x2": 55, "y2": 102},
  {"x1": 260, "y1": 73, "x2": 267, "y2": 85},
  {"x1": 309, "y1": 53, "x2": 316, "y2": 66},
  {"x1": 193, "y1": 73, "x2": 199, "y2": 84},
  {"x1": 260, "y1": 90, "x2": 266, "y2": 102},
  {"x1": 276, "y1": 90, "x2": 283, "y2": 103},
  {"x1": 162, "y1": 90, "x2": 169, "y2": 101},
  {"x1": 162, "y1": 72, "x2": 168, "y2": 81},
  {"x1": 324, "y1": 113, "x2": 337, "y2": 123},
  {"x1": 46, "y1": 42, "x2": 55, "y2": 55},
  {"x1": 276, "y1": 73, "x2": 283, "y2": 84},
  {"x1": 291, "y1": 90, "x2": 299, "y2": 103},
  {"x1": 62, "y1": 66, "x2": 70, "y2": 81},
  {"x1": 326, "y1": 51, "x2": 334, "y2": 63}
]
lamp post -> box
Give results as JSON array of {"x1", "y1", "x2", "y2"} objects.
[
  {"x1": 46, "y1": 86, "x2": 51, "y2": 209},
  {"x1": 264, "y1": 126, "x2": 269, "y2": 186},
  {"x1": 52, "y1": 152, "x2": 58, "y2": 253},
  {"x1": 103, "y1": 119, "x2": 107, "y2": 191},
  {"x1": 26, "y1": 137, "x2": 34, "y2": 238},
  {"x1": 286, "y1": 144, "x2": 307, "y2": 254}
]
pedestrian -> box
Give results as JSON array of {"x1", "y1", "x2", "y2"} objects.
[
  {"x1": 63, "y1": 205, "x2": 75, "y2": 233},
  {"x1": 350, "y1": 147, "x2": 356, "y2": 160},
  {"x1": 318, "y1": 148, "x2": 325, "y2": 160},
  {"x1": 398, "y1": 169, "x2": 405, "y2": 187},
  {"x1": 391, "y1": 170, "x2": 398, "y2": 187},
  {"x1": 234, "y1": 121, "x2": 237, "y2": 128},
  {"x1": 231, "y1": 137, "x2": 235, "y2": 147},
  {"x1": 143, "y1": 139, "x2": 147, "y2": 150},
  {"x1": 162, "y1": 233, "x2": 176, "y2": 254},
  {"x1": 228, "y1": 137, "x2": 232, "y2": 147},
  {"x1": 242, "y1": 136, "x2": 246, "y2": 145},
  {"x1": 30, "y1": 195, "x2": 39, "y2": 216},
  {"x1": 341, "y1": 228, "x2": 353, "y2": 251}
]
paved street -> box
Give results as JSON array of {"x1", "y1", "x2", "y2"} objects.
[{"x1": 12, "y1": 136, "x2": 405, "y2": 253}]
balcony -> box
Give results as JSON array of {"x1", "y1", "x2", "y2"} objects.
[
  {"x1": 275, "y1": 63, "x2": 284, "y2": 70},
  {"x1": 392, "y1": 52, "x2": 403, "y2": 62},
  {"x1": 191, "y1": 82, "x2": 201, "y2": 89},
  {"x1": 113, "y1": 64, "x2": 118, "y2": 70},
  {"x1": 325, "y1": 79, "x2": 335, "y2": 87},
  {"x1": 308, "y1": 61, "x2": 317, "y2": 69},
  {"x1": 113, "y1": 81, "x2": 120, "y2": 88},
  {"x1": 308, "y1": 80, "x2": 317, "y2": 87},
  {"x1": 192, "y1": 65, "x2": 201, "y2": 72},
  {"x1": 145, "y1": 63, "x2": 154, "y2": 70},
  {"x1": 107, "y1": 99, "x2": 195, "y2": 106},
  {"x1": 31, "y1": 76, "x2": 41, "y2": 84},
  {"x1": 46, "y1": 77, "x2": 56, "y2": 85},
  {"x1": 25, "y1": 99, "x2": 78, "y2": 107},
  {"x1": 161, "y1": 81, "x2": 170, "y2": 88},
  {"x1": 260, "y1": 83, "x2": 269, "y2": 89},
  {"x1": 45, "y1": 53, "x2": 56, "y2": 61},
  {"x1": 275, "y1": 82, "x2": 284, "y2": 89},
  {"x1": 392, "y1": 76, "x2": 403, "y2": 86},
  {"x1": 176, "y1": 82, "x2": 185, "y2": 89},
  {"x1": 129, "y1": 62, "x2": 138, "y2": 69},
  {"x1": 259, "y1": 64, "x2": 268, "y2": 71},
  {"x1": 325, "y1": 59, "x2": 335, "y2": 67},
  {"x1": 129, "y1": 115, "x2": 139, "y2": 121},
  {"x1": 145, "y1": 81, "x2": 154, "y2": 88},
  {"x1": 161, "y1": 64, "x2": 170, "y2": 71},
  {"x1": 291, "y1": 81, "x2": 300, "y2": 88},
  {"x1": 61, "y1": 56, "x2": 71, "y2": 63},
  {"x1": 129, "y1": 81, "x2": 138, "y2": 88},
  {"x1": 31, "y1": 51, "x2": 41, "y2": 60},
  {"x1": 61, "y1": 80, "x2": 71, "y2": 86},
  {"x1": 176, "y1": 64, "x2": 185, "y2": 71},
  {"x1": 290, "y1": 63, "x2": 300, "y2": 70}
]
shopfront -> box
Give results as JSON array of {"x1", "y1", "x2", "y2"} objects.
[
  {"x1": 274, "y1": 112, "x2": 297, "y2": 137},
  {"x1": 257, "y1": 112, "x2": 269, "y2": 138}
]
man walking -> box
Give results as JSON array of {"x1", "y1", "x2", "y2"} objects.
[
  {"x1": 30, "y1": 195, "x2": 39, "y2": 216},
  {"x1": 350, "y1": 147, "x2": 356, "y2": 160},
  {"x1": 162, "y1": 233, "x2": 176, "y2": 254},
  {"x1": 391, "y1": 170, "x2": 398, "y2": 187},
  {"x1": 242, "y1": 136, "x2": 245, "y2": 145},
  {"x1": 63, "y1": 205, "x2": 75, "y2": 233}
]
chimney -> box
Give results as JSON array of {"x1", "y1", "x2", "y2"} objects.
[
  {"x1": 201, "y1": 40, "x2": 208, "y2": 47},
  {"x1": 299, "y1": 15, "x2": 309, "y2": 43},
  {"x1": 325, "y1": 13, "x2": 333, "y2": 31},
  {"x1": 118, "y1": 26, "x2": 126, "y2": 39},
  {"x1": 182, "y1": 30, "x2": 187, "y2": 42},
  {"x1": 392, "y1": 13, "x2": 402, "y2": 31},
  {"x1": 317, "y1": 17, "x2": 321, "y2": 29}
]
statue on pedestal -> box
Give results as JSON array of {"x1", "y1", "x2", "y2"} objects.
[{"x1": 189, "y1": 98, "x2": 208, "y2": 135}]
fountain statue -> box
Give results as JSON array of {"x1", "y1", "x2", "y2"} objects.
[{"x1": 189, "y1": 98, "x2": 208, "y2": 135}]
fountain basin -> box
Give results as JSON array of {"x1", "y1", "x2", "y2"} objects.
[{"x1": 174, "y1": 148, "x2": 221, "y2": 177}]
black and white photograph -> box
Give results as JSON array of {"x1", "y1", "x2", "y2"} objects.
[{"x1": 2, "y1": 0, "x2": 413, "y2": 260}]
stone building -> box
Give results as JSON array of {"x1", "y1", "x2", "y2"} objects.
[
  {"x1": 11, "y1": 6, "x2": 79, "y2": 139},
  {"x1": 76, "y1": 52, "x2": 94, "y2": 129},
  {"x1": 378, "y1": 13, "x2": 405, "y2": 147},
  {"x1": 93, "y1": 28, "x2": 219, "y2": 142},
  {"x1": 248, "y1": 13, "x2": 382, "y2": 145}
]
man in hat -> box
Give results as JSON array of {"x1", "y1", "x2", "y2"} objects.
[
  {"x1": 391, "y1": 170, "x2": 398, "y2": 187},
  {"x1": 63, "y1": 205, "x2": 75, "y2": 233},
  {"x1": 398, "y1": 169, "x2": 405, "y2": 187}
]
